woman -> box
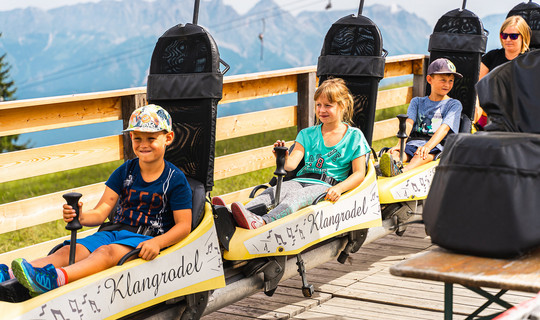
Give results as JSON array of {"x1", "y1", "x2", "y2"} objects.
[{"x1": 475, "y1": 15, "x2": 531, "y2": 128}]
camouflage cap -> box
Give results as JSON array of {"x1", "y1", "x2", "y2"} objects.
[{"x1": 427, "y1": 58, "x2": 463, "y2": 79}]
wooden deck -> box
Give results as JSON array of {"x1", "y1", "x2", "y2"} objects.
[{"x1": 202, "y1": 224, "x2": 536, "y2": 319}]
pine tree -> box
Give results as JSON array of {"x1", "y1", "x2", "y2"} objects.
[
  {"x1": 0, "y1": 33, "x2": 16, "y2": 101},
  {"x1": 0, "y1": 32, "x2": 24, "y2": 153}
]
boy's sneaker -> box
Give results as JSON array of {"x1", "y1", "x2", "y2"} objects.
[
  {"x1": 0, "y1": 264, "x2": 10, "y2": 283},
  {"x1": 211, "y1": 196, "x2": 226, "y2": 207},
  {"x1": 379, "y1": 153, "x2": 402, "y2": 177},
  {"x1": 231, "y1": 202, "x2": 265, "y2": 229},
  {"x1": 11, "y1": 258, "x2": 59, "y2": 295}
]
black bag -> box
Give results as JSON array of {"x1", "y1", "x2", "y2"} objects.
[{"x1": 423, "y1": 132, "x2": 540, "y2": 258}]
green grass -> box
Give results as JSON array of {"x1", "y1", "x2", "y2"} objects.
[{"x1": 0, "y1": 84, "x2": 411, "y2": 253}]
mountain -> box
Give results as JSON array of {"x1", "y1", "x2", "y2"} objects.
[{"x1": 0, "y1": 0, "x2": 432, "y2": 104}]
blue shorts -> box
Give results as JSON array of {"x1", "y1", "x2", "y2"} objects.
[
  {"x1": 404, "y1": 144, "x2": 442, "y2": 158},
  {"x1": 64, "y1": 230, "x2": 153, "y2": 253}
]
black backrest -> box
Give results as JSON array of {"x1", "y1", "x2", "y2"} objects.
[
  {"x1": 476, "y1": 49, "x2": 540, "y2": 133},
  {"x1": 147, "y1": 23, "x2": 223, "y2": 230},
  {"x1": 507, "y1": 1, "x2": 540, "y2": 50},
  {"x1": 427, "y1": 9, "x2": 488, "y2": 123},
  {"x1": 317, "y1": 14, "x2": 385, "y2": 146}
]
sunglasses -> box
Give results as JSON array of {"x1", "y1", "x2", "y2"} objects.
[{"x1": 500, "y1": 32, "x2": 520, "y2": 40}]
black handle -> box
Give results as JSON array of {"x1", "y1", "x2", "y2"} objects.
[
  {"x1": 63, "y1": 192, "x2": 82, "y2": 231},
  {"x1": 397, "y1": 114, "x2": 408, "y2": 139},
  {"x1": 274, "y1": 146, "x2": 288, "y2": 177},
  {"x1": 396, "y1": 114, "x2": 408, "y2": 164}
]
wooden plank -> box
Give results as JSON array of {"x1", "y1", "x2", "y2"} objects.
[
  {"x1": 233, "y1": 297, "x2": 306, "y2": 317},
  {"x1": 0, "y1": 135, "x2": 123, "y2": 183},
  {"x1": 0, "y1": 97, "x2": 123, "y2": 136},
  {"x1": 390, "y1": 246, "x2": 540, "y2": 293},
  {"x1": 0, "y1": 87, "x2": 146, "y2": 110},
  {"x1": 384, "y1": 55, "x2": 426, "y2": 78},
  {"x1": 372, "y1": 117, "x2": 399, "y2": 141},
  {"x1": 223, "y1": 66, "x2": 316, "y2": 83},
  {"x1": 216, "y1": 304, "x2": 291, "y2": 319},
  {"x1": 216, "y1": 106, "x2": 297, "y2": 141},
  {"x1": 376, "y1": 86, "x2": 413, "y2": 110},
  {"x1": 0, "y1": 183, "x2": 106, "y2": 234},
  {"x1": 214, "y1": 141, "x2": 294, "y2": 181},
  {"x1": 221, "y1": 74, "x2": 298, "y2": 104},
  {"x1": 322, "y1": 297, "x2": 444, "y2": 320}
]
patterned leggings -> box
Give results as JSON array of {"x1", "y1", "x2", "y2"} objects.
[{"x1": 246, "y1": 180, "x2": 328, "y2": 223}]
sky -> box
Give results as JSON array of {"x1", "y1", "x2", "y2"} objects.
[{"x1": 0, "y1": 0, "x2": 519, "y2": 26}]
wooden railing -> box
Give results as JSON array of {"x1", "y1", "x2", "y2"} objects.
[{"x1": 0, "y1": 54, "x2": 428, "y2": 261}]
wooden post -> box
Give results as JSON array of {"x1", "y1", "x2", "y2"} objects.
[
  {"x1": 296, "y1": 71, "x2": 316, "y2": 132},
  {"x1": 121, "y1": 93, "x2": 147, "y2": 160},
  {"x1": 412, "y1": 55, "x2": 429, "y2": 98}
]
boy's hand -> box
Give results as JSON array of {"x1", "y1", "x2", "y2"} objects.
[
  {"x1": 414, "y1": 145, "x2": 431, "y2": 160},
  {"x1": 137, "y1": 238, "x2": 160, "y2": 260},
  {"x1": 62, "y1": 202, "x2": 82, "y2": 223}
]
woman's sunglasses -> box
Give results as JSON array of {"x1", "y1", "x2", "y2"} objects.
[{"x1": 500, "y1": 32, "x2": 520, "y2": 40}]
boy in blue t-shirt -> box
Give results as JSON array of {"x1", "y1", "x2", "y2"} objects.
[
  {"x1": 0, "y1": 104, "x2": 193, "y2": 296},
  {"x1": 380, "y1": 58, "x2": 463, "y2": 177}
]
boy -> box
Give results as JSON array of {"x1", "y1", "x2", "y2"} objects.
[
  {"x1": 0, "y1": 104, "x2": 193, "y2": 295},
  {"x1": 380, "y1": 58, "x2": 463, "y2": 177}
]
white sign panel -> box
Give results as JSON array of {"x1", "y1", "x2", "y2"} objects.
[
  {"x1": 390, "y1": 167, "x2": 435, "y2": 200},
  {"x1": 19, "y1": 226, "x2": 223, "y2": 320},
  {"x1": 245, "y1": 180, "x2": 381, "y2": 255}
]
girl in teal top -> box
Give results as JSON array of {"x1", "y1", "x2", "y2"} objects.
[{"x1": 227, "y1": 78, "x2": 371, "y2": 229}]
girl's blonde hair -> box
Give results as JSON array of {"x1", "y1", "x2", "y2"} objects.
[
  {"x1": 313, "y1": 78, "x2": 355, "y2": 125},
  {"x1": 500, "y1": 15, "x2": 531, "y2": 54}
]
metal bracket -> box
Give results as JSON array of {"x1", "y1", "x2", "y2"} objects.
[
  {"x1": 180, "y1": 291, "x2": 210, "y2": 320},
  {"x1": 296, "y1": 254, "x2": 314, "y2": 297},
  {"x1": 337, "y1": 229, "x2": 368, "y2": 264}
]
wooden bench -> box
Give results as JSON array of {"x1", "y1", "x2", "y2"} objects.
[{"x1": 390, "y1": 246, "x2": 540, "y2": 319}]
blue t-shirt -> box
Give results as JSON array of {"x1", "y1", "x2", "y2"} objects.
[
  {"x1": 407, "y1": 96, "x2": 462, "y2": 151},
  {"x1": 105, "y1": 159, "x2": 192, "y2": 234},
  {"x1": 294, "y1": 124, "x2": 371, "y2": 185}
]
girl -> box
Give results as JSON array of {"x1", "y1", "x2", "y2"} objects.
[{"x1": 221, "y1": 78, "x2": 371, "y2": 229}]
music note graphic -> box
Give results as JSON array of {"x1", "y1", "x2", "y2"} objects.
[
  {"x1": 286, "y1": 227, "x2": 296, "y2": 246},
  {"x1": 39, "y1": 304, "x2": 47, "y2": 317},
  {"x1": 51, "y1": 309, "x2": 67, "y2": 320},
  {"x1": 298, "y1": 229, "x2": 305, "y2": 240},
  {"x1": 81, "y1": 294, "x2": 88, "y2": 304},
  {"x1": 206, "y1": 243, "x2": 213, "y2": 255},
  {"x1": 274, "y1": 233, "x2": 287, "y2": 246},
  {"x1": 266, "y1": 230, "x2": 273, "y2": 239},
  {"x1": 89, "y1": 300, "x2": 101, "y2": 313},
  {"x1": 69, "y1": 299, "x2": 82, "y2": 313}
]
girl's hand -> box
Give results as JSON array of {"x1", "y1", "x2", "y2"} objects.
[
  {"x1": 62, "y1": 202, "x2": 82, "y2": 223},
  {"x1": 272, "y1": 140, "x2": 289, "y2": 158},
  {"x1": 137, "y1": 238, "x2": 161, "y2": 260},
  {"x1": 325, "y1": 186, "x2": 342, "y2": 202}
]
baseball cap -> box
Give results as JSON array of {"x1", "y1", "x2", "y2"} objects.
[
  {"x1": 427, "y1": 58, "x2": 463, "y2": 79},
  {"x1": 123, "y1": 104, "x2": 172, "y2": 133}
]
